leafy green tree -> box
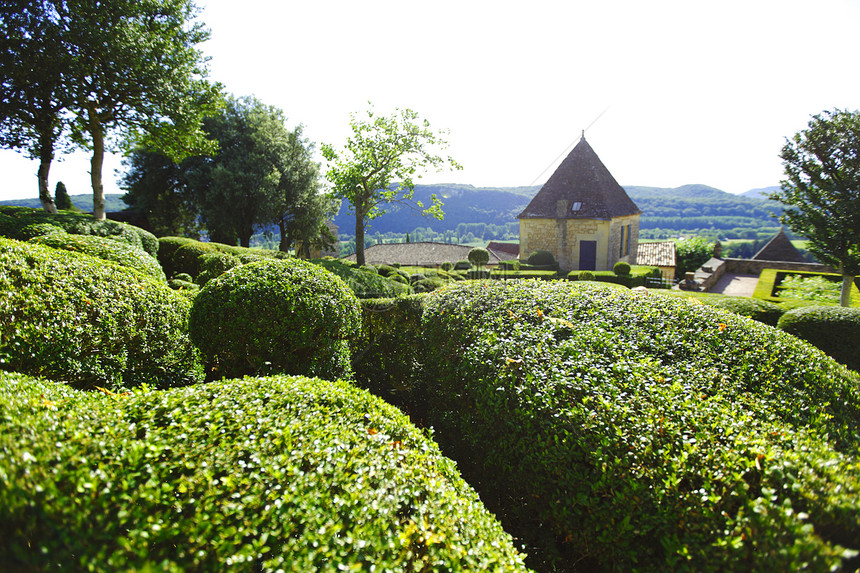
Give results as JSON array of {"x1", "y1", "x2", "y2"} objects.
[
  {"x1": 468, "y1": 247, "x2": 490, "y2": 270},
  {"x1": 120, "y1": 148, "x2": 201, "y2": 237},
  {"x1": 54, "y1": 182, "x2": 74, "y2": 211},
  {"x1": 0, "y1": 0, "x2": 72, "y2": 213},
  {"x1": 186, "y1": 96, "x2": 310, "y2": 247},
  {"x1": 273, "y1": 125, "x2": 334, "y2": 254},
  {"x1": 770, "y1": 109, "x2": 860, "y2": 306},
  {"x1": 61, "y1": 0, "x2": 221, "y2": 220},
  {"x1": 674, "y1": 236, "x2": 714, "y2": 280},
  {"x1": 321, "y1": 105, "x2": 461, "y2": 265}
]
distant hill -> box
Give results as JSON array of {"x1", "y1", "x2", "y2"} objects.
[
  {"x1": 334, "y1": 183, "x2": 783, "y2": 236},
  {"x1": 0, "y1": 193, "x2": 128, "y2": 213},
  {"x1": 2, "y1": 184, "x2": 784, "y2": 242},
  {"x1": 740, "y1": 186, "x2": 780, "y2": 199}
]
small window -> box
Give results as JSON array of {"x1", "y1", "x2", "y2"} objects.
[
  {"x1": 571, "y1": 202, "x2": 582, "y2": 212},
  {"x1": 625, "y1": 224, "x2": 632, "y2": 255}
]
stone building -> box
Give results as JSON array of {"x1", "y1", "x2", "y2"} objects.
[{"x1": 518, "y1": 135, "x2": 641, "y2": 273}]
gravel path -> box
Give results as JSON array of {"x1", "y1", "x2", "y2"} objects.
[{"x1": 709, "y1": 273, "x2": 760, "y2": 297}]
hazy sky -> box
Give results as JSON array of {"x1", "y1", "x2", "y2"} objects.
[{"x1": 3, "y1": 0, "x2": 860, "y2": 201}]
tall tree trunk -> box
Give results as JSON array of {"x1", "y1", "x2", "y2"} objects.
[
  {"x1": 37, "y1": 132, "x2": 58, "y2": 213},
  {"x1": 840, "y1": 271, "x2": 855, "y2": 307},
  {"x1": 278, "y1": 218, "x2": 290, "y2": 253},
  {"x1": 354, "y1": 212, "x2": 365, "y2": 266},
  {"x1": 89, "y1": 108, "x2": 106, "y2": 220}
]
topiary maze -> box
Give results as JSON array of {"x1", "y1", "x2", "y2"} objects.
[{"x1": 2, "y1": 218, "x2": 860, "y2": 571}]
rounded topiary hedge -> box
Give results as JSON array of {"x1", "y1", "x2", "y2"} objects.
[
  {"x1": 30, "y1": 232, "x2": 166, "y2": 282},
  {"x1": 613, "y1": 261, "x2": 631, "y2": 275},
  {"x1": 0, "y1": 205, "x2": 158, "y2": 256},
  {"x1": 527, "y1": 249, "x2": 557, "y2": 267},
  {"x1": 312, "y1": 258, "x2": 412, "y2": 299},
  {"x1": 0, "y1": 237, "x2": 200, "y2": 389},
  {"x1": 419, "y1": 280, "x2": 860, "y2": 572},
  {"x1": 0, "y1": 372, "x2": 529, "y2": 572},
  {"x1": 703, "y1": 295, "x2": 785, "y2": 327},
  {"x1": 778, "y1": 305, "x2": 860, "y2": 371},
  {"x1": 189, "y1": 259, "x2": 362, "y2": 381}
]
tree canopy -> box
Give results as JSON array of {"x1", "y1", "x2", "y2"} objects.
[
  {"x1": 321, "y1": 105, "x2": 460, "y2": 265},
  {"x1": 0, "y1": 0, "x2": 72, "y2": 213},
  {"x1": 770, "y1": 109, "x2": 860, "y2": 306},
  {"x1": 122, "y1": 95, "x2": 327, "y2": 249},
  {"x1": 0, "y1": 0, "x2": 222, "y2": 220}
]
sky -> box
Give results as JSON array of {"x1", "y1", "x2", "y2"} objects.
[{"x1": 3, "y1": 0, "x2": 860, "y2": 202}]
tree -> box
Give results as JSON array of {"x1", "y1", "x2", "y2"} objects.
[
  {"x1": 468, "y1": 247, "x2": 490, "y2": 270},
  {"x1": 54, "y1": 181, "x2": 73, "y2": 210},
  {"x1": 120, "y1": 148, "x2": 201, "y2": 237},
  {"x1": 62, "y1": 0, "x2": 221, "y2": 220},
  {"x1": 674, "y1": 236, "x2": 714, "y2": 280},
  {"x1": 272, "y1": 125, "x2": 334, "y2": 254},
  {"x1": 187, "y1": 96, "x2": 316, "y2": 247},
  {"x1": 0, "y1": 0, "x2": 72, "y2": 213},
  {"x1": 770, "y1": 109, "x2": 860, "y2": 306},
  {"x1": 321, "y1": 105, "x2": 461, "y2": 266}
]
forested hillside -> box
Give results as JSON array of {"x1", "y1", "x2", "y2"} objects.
[{"x1": 2, "y1": 183, "x2": 785, "y2": 247}]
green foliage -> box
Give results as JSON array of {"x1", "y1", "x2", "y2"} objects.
[
  {"x1": 189, "y1": 259, "x2": 361, "y2": 381},
  {"x1": 527, "y1": 249, "x2": 557, "y2": 267},
  {"x1": 351, "y1": 296, "x2": 428, "y2": 414},
  {"x1": 772, "y1": 109, "x2": 860, "y2": 304},
  {"x1": 312, "y1": 258, "x2": 412, "y2": 299},
  {"x1": 0, "y1": 373, "x2": 529, "y2": 571},
  {"x1": 575, "y1": 270, "x2": 595, "y2": 281},
  {"x1": 440, "y1": 261, "x2": 454, "y2": 271},
  {"x1": 778, "y1": 306, "x2": 860, "y2": 371},
  {"x1": 54, "y1": 182, "x2": 74, "y2": 210},
  {"x1": 413, "y1": 277, "x2": 446, "y2": 293},
  {"x1": 453, "y1": 259, "x2": 471, "y2": 270},
  {"x1": 675, "y1": 236, "x2": 715, "y2": 279},
  {"x1": 30, "y1": 232, "x2": 166, "y2": 282},
  {"x1": 419, "y1": 280, "x2": 860, "y2": 571},
  {"x1": 613, "y1": 260, "x2": 631, "y2": 275},
  {"x1": 321, "y1": 104, "x2": 461, "y2": 265},
  {"x1": 659, "y1": 292, "x2": 786, "y2": 327},
  {"x1": 468, "y1": 247, "x2": 490, "y2": 269},
  {"x1": 61, "y1": 0, "x2": 221, "y2": 219},
  {"x1": 195, "y1": 252, "x2": 241, "y2": 286},
  {"x1": 0, "y1": 237, "x2": 200, "y2": 389},
  {"x1": 0, "y1": 205, "x2": 158, "y2": 256},
  {"x1": 754, "y1": 269, "x2": 860, "y2": 308}
]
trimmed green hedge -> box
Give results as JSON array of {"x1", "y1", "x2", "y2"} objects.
[
  {"x1": 659, "y1": 291, "x2": 786, "y2": 327},
  {"x1": 420, "y1": 280, "x2": 860, "y2": 572},
  {"x1": 754, "y1": 268, "x2": 860, "y2": 308},
  {"x1": 0, "y1": 372, "x2": 529, "y2": 572},
  {"x1": 351, "y1": 295, "x2": 427, "y2": 417},
  {"x1": 157, "y1": 236, "x2": 290, "y2": 282},
  {"x1": 0, "y1": 205, "x2": 158, "y2": 256},
  {"x1": 30, "y1": 231, "x2": 166, "y2": 282},
  {"x1": 189, "y1": 259, "x2": 361, "y2": 381},
  {"x1": 0, "y1": 237, "x2": 200, "y2": 389},
  {"x1": 568, "y1": 265, "x2": 660, "y2": 287},
  {"x1": 311, "y1": 258, "x2": 413, "y2": 299},
  {"x1": 778, "y1": 306, "x2": 860, "y2": 371}
]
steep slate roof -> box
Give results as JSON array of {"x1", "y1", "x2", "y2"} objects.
[
  {"x1": 518, "y1": 136, "x2": 641, "y2": 220},
  {"x1": 486, "y1": 241, "x2": 520, "y2": 260},
  {"x1": 752, "y1": 228, "x2": 807, "y2": 263},
  {"x1": 343, "y1": 242, "x2": 504, "y2": 267},
  {"x1": 636, "y1": 241, "x2": 676, "y2": 268}
]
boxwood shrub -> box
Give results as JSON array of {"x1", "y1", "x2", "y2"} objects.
[
  {"x1": 30, "y1": 231, "x2": 166, "y2": 282},
  {"x1": 0, "y1": 372, "x2": 529, "y2": 572},
  {"x1": 0, "y1": 237, "x2": 200, "y2": 389},
  {"x1": 778, "y1": 306, "x2": 860, "y2": 371},
  {"x1": 659, "y1": 292, "x2": 786, "y2": 327},
  {"x1": 312, "y1": 258, "x2": 412, "y2": 299},
  {"x1": 189, "y1": 259, "x2": 362, "y2": 381},
  {"x1": 420, "y1": 280, "x2": 860, "y2": 572},
  {"x1": 351, "y1": 295, "x2": 428, "y2": 417},
  {"x1": 0, "y1": 205, "x2": 158, "y2": 256}
]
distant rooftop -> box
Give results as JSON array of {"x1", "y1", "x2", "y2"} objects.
[
  {"x1": 636, "y1": 241, "x2": 676, "y2": 268},
  {"x1": 752, "y1": 228, "x2": 807, "y2": 263}
]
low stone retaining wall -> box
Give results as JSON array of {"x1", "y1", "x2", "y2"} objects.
[{"x1": 681, "y1": 258, "x2": 836, "y2": 293}]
